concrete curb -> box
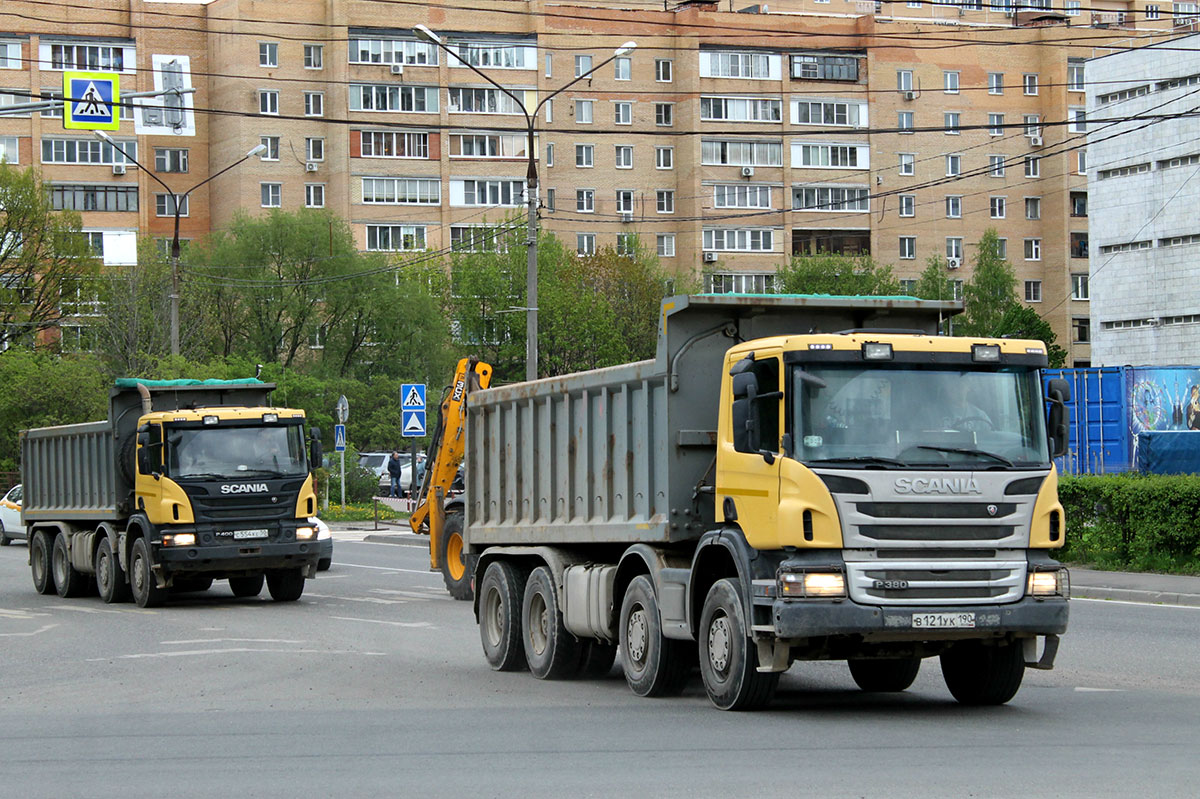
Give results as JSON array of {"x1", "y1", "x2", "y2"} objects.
[{"x1": 1071, "y1": 586, "x2": 1200, "y2": 607}]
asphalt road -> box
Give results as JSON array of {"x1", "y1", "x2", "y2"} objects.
[{"x1": 1, "y1": 533, "x2": 1198, "y2": 798}]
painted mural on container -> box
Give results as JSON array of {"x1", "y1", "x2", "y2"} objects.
[{"x1": 1129, "y1": 367, "x2": 1200, "y2": 433}]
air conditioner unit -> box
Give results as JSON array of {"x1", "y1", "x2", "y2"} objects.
[
  {"x1": 621, "y1": 212, "x2": 634, "y2": 223},
  {"x1": 946, "y1": 256, "x2": 961, "y2": 269},
  {"x1": 390, "y1": 63, "x2": 404, "y2": 75},
  {"x1": 740, "y1": 165, "x2": 755, "y2": 177},
  {"x1": 1029, "y1": 135, "x2": 1043, "y2": 147},
  {"x1": 305, "y1": 162, "x2": 319, "y2": 172},
  {"x1": 111, "y1": 163, "x2": 126, "y2": 175},
  {"x1": 903, "y1": 90, "x2": 917, "y2": 101},
  {"x1": 703, "y1": 252, "x2": 718, "y2": 263}
]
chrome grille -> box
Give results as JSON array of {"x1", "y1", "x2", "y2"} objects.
[{"x1": 846, "y1": 560, "x2": 1026, "y2": 606}]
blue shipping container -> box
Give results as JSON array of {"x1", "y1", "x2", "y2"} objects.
[{"x1": 1043, "y1": 367, "x2": 1131, "y2": 475}]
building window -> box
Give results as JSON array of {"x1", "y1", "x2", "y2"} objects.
[
  {"x1": 614, "y1": 102, "x2": 632, "y2": 125},
  {"x1": 989, "y1": 155, "x2": 1006, "y2": 177},
  {"x1": 577, "y1": 233, "x2": 596, "y2": 255},
  {"x1": 261, "y1": 183, "x2": 281, "y2": 208},
  {"x1": 703, "y1": 228, "x2": 775, "y2": 252},
  {"x1": 1025, "y1": 280, "x2": 1042, "y2": 302},
  {"x1": 946, "y1": 237, "x2": 963, "y2": 260},
  {"x1": 988, "y1": 72, "x2": 1004, "y2": 95},
  {"x1": 259, "y1": 90, "x2": 279, "y2": 115},
  {"x1": 990, "y1": 196, "x2": 1006, "y2": 219},
  {"x1": 545, "y1": 188, "x2": 555, "y2": 211},
  {"x1": 1068, "y1": 62, "x2": 1085, "y2": 91},
  {"x1": 42, "y1": 137, "x2": 136, "y2": 165},
  {"x1": 715, "y1": 185, "x2": 772, "y2": 208},
  {"x1": 944, "y1": 71, "x2": 959, "y2": 93},
  {"x1": 576, "y1": 189, "x2": 594, "y2": 212},
  {"x1": 1024, "y1": 238, "x2": 1041, "y2": 261},
  {"x1": 1078, "y1": 150, "x2": 1087, "y2": 174},
  {"x1": 546, "y1": 143, "x2": 554, "y2": 167},
  {"x1": 655, "y1": 103, "x2": 673, "y2": 126},
  {"x1": 1074, "y1": 317, "x2": 1090, "y2": 343},
  {"x1": 707, "y1": 273, "x2": 777, "y2": 294},
  {"x1": 1025, "y1": 156, "x2": 1040, "y2": 178},
  {"x1": 1147, "y1": 3, "x2": 1161, "y2": 18},
  {"x1": 995, "y1": 238, "x2": 1008, "y2": 259},
  {"x1": 898, "y1": 111, "x2": 914, "y2": 133},
  {"x1": 1071, "y1": 192, "x2": 1088, "y2": 217},
  {"x1": 1025, "y1": 196, "x2": 1041, "y2": 220},
  {"x1": 155, "y1": 194, "x2": 188, "y2": 217},
  {"x1": 705, "y1": 96, "x2": 784, "y2": 122},
  {"x1": 656, "y1": 146, "x2": 673, "y2": 169},
  {"x1": 259, "y1": 42, "x2": 278, "y2": 68},
  {"x1": 615, "y1": 57, "x2": 631, "y2": 80},
  {"x1": 366, "y1": 224, "x2": 426, "y2": 252},
  {"x1": 1072, "y1": 274, "x2": 1090, "y2": 300},
  {"x1": 575, "y1": 55, "x2": 592, "y2": 78},
  {"x1": 260, "y1": 136, "x2": 280, "y2": 161},
  {"x1": 617, "y1": 234, "x2": 636, "y2": 256},
  {"x1": 616, "y1": 190, "x2": 634, "y2": 214},
  {"x1": 899, "y1": 236, "x2": 915, "y2": 260},
  {"x1": 48, "y1": 43, "x2": 128, "y2": 72},
  {"x1": 446, "y1": 87, "x2": 519, "y2": 114},
  {"x1": 1065, "y1": 0, "x2": 1081, "y2": 14},
  {"x1": 946, "y1": 195, "x2": 962, "y2": 218},
  {"x1": 545, "y1": 53, "x2": 552, "y2": 77},
  {"x1": 576, "y1": 144, "x2": 593, "y2": 168},
  {"x1": 899, "y1": 153, "x2": 914, "y2": 175},
  {"x1": 1070, "y1": 108, "x2": 1087, "y2": 134},
  {"x1": 306, "y1": 138, "x2": 325, "y2": 162},
  {"x1": 305, "y1": 183, "x2": 325, "y2": 208},
  {"x1": 348, "y1": 38, "x2": 438, "y2": 67},
  {"x1": 794, "y1": 186, "x2": 870, "y2": 212},
  {"x1": 657, "y1": 190, "x2": 674, "y2": 214},
  {"x1": 944, "y1": 112, "x2": 960, "y2": 134},
  {"x1": 1024, "y1": 114, "x2": 1042, "y2": 138},
  {"x1": 304, "y1": 92, "x2": 324, "y2": 117},
  {"x1": 989, "y1": 113, "x2": 1004, "y2": 136},
  {"x1": 363, "y1": 131, "x2": 429, "y2": 158},
  {"x1": 792, "y1": 99, "x2": 865, "y2": 127},
  {"x1": 455, "y1": 179, "x2": 525, "y2": 207},
  {"x1": 615, "y1": 145, "x2": 633, "y2": 169},
  {"x1": 702, "y1": 139, "x2": 783, "y2": 166},
  {"x1": 1023, "y1": 73, "x2": 1039, "y2": 95},
  {"x1": 1071, "y1": 232, "x2": 1089, "y2": 258},
  {"x1": 946, "y1": 154, "x2": 961, "y2": 176},
  {"x1": 899, "y1": 194, "x2": 915, "y2": 217},
  {"x1": 154, "y1": 148, "x2": 188, "y2": 173},
  {"x1": 304, "y1": 44, "x2": 323, "y2": 69},
  {"x1": 575, "y1": 99, "x2": 593, "y2": 124},
  {"x1": 49, "y1": 184, "x2": 138, "y2": 212},
  {"x1": 656, "y1": 59, "x2": 672, "y2": 82},
  {"x1": 657, "y1": 234, "x2": 675, "y2": 257},
  {"x1": 897, "y1": 70, "x2": 913, "y2": 92}
]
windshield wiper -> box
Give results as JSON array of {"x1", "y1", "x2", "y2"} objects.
[
  {"x1": 235, "y1": 468, "x2": 291, "y2": 478},
  {"x1": 916, "y1": 445, "x2": 1013, "y2": 467},
  {"x1": 807, "y1": 456, "x2": 908, "y2": 468},
  {"x1": 174, "y1": 472, "x2": 238, "y2": 481}
]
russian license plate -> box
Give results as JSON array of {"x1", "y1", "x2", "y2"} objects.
[
  {"x1": 232, "y1": 529, "x2": 269, "y2": 540},
  {"x1": 911, "y1": 612, "x2": 976, "y2": 629}
]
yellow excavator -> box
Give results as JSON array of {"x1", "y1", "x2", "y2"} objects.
[{"x1": 409, "y1": 356, "x2": 492, "y2": 599}]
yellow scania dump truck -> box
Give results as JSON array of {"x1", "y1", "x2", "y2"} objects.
[
  {"x1": 21, "y1": 379, "x2": 324, "y2": 607},
  {"x1": 462, "y1": 294, "x2": 1071, "y2": 709}
]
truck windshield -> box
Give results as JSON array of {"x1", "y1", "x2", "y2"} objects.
[
  {"x1": 166, "y1": 425, "x2": 308, "y2": 479},
  {"x1": 791, "y1": 365, "x2": 1050, "y2": 468}
]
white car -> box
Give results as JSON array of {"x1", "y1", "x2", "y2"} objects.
[
  {"x1": 310, "y1": 517, "x2": 333, "y2": 571},
  {"x1": 0, "y1": 484, "x2": 24, "y2": 546}
]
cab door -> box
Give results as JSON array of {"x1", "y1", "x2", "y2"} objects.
[
  {"x1": 134, "y1": 423, "x2": 166, "y2": 521},
  {"x1": 716, "y1": 350, "x2": 784, "y2": 549}
]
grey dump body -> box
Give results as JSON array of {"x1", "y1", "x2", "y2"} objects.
[
  {"x1": 465, "y1": 294, "x2": 957, "y2": 547},
  {"x1": 21, "y1": 382, "x2": 274, "y2": 523}
]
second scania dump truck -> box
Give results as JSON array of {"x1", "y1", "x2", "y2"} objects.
[
  {"x1": 21, "y1": 378, "x2": 324, "y2": 607},
  {"x1": 462, "y1": 294, "x2": 1072, "y2": 709}
]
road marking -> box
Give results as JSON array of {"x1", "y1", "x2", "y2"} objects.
[
  {"x1": 46, "y1": 604, "x2": 126, "y2": 614},
  {"x1": 330, "y1": 616, "x2": 435, "y2": 629},
  {"x1": 303, "y1": 592, "x2": 414, "y2": 605},
  {"x1": 85, "y1": 647, "x2": 386, "y2": 661},
  {"x1": 1074, "y1": 597, "x2": 1200, "y2": 610},
  {"x1": 0, "y1": 608, "x2": 52, "y2": 620},
  {"x1": 0, "y1": 623, "x2": 58, "y2": 637},
  {"x1": 162, "y1": 638, "x2": 307, "y2": 645},
  {"x1": 334, "y1": 562, "x2": 441, "y2": 577},
  {"x1": 1075, "y1": 687, "x2": 1126, "y2": 693}
]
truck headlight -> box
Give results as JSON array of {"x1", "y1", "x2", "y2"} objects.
[
  {"x1": 295, "y1": 526, "x2": 316, "y2": 540},
  {"x1": 163, "y1": 533, "x2": 195, "y2": 547},
  {"x1": 1028, "y1": 568, "x2": 1068, "y2": 597},
  {"x1": 780, "y1": 571, "x2": 846, "y2": 599}
]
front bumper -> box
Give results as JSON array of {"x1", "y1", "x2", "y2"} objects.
[
  {"x1": 772, "y1": 596, "x2": 1068, "y2": 640},
  {"x1": 154, "y1": 540, "x2": 319, "y2": 574}
]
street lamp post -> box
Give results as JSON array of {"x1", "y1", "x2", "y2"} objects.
[
  {"x1": 415, "y1": 25, "x2": 635, "y2": 381},
  {"x1": 94, "y1": 130, "x2": 266, "y2": 356}
]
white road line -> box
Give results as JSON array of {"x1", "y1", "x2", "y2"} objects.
[
  {"x1": 85, "y1": 647, "x2": 386, "y2": 661},
  {"x1": 162, "y1": 638, "x2": 307, "y2": 645},
  {"x1": 1075, "y1": 687, "x2": 1126, "y2": 693},
  {"x1": 0, "y1": 608, "x2": 52, "y2": 620},
  {"x1": 0, "y1": 623, "x2": 58, "y2": 637},
  {"x1": 303, "y1": 592, "x2": 416, "y2": 605},
  {"x1": 46, "y1": 604, "x2": 125, "y2": 614},
  {"x1": 330, "y1": 616, "x2": 435, "y2": 629},
  {"x1": 333, "y1": 562, "x2": 441, "y2": 576},
  {"x1": 1073, "y1": 597, "x2": 1200, "y2": 610}
]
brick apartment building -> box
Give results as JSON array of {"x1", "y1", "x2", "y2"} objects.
[{"x1": 0, "y1": 0, "x2": 1190, "y2": 363}]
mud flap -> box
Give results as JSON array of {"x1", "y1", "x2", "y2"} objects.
[
  {"x1": 1023, "y1": 634, "x2": 1059, "y2": 670},
  {"x1": 756, "y1": 639, "x2": 790, "y2": 673}
]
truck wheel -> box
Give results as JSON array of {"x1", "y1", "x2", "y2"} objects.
[
  {"x1": 576, "y1": 640, "x2": 618, "y2": 678},
  {"x1": 30, "y1": 530, "x2": 54, "y2": 595},
  {"x1": 96, "y1": 537, "x2": 131, "y2": 604},
  {"x1": 439, "y1": 513, "x2": 475, "y2": 601},
  {"x1": 698, "y1": 578, "x2": 779, "y2": 711},
  {"x1": 130, "y1": 537, "x2": 167, "y2": 608},
  {"x1": 229, "y1": 574, "x2": 265, "y2": 598},
  {"x1": 619, "y1": 575, "x2": 689, "y2": 697},
  {"x1": 521, "y1": 566, "x2": 582, "y2": 679},
  {"x1": 52, "y1": 532, "x2": 92, "y2": 598},
  {"x1": 479, "y1": 560, "x2": 527, "y2": 672},
  {"x1": 266, "y1": 569, "x2": 305, "y2": 602},
  {"x1": 848, "y1": 657, "x2": 921, "y2": 692},
  {"x1": 0, "y1": 521, "x2": 10, "y2": 546},
  {"x1": 940, "y1": 640, "x2": 1025, "y2": 706}
]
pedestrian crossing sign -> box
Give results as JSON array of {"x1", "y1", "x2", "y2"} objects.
[
  {"x1": 333, "y1": 423, "x2": 346, "y2": 452},
  {"x1": 401, "y1": 383, "x2": 426, "y2": 410},
  {"x1": 63, "y1": 72, "x2": 120, "y2": 130},
  {"x1": 402, "y1": 410, "x2": 427, "y2": 437}
]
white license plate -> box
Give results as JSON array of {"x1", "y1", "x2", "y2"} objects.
[
  {"x1": 232, "y1": 529, "x2": 269, "y2": 540},
  {"x1": 911, "y1": 612, "x2": 976, "y2": 629}
]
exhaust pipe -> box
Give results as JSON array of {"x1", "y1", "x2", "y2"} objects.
[{"x1": 136, "y1": 382, "x2": 152, "y2": 414}]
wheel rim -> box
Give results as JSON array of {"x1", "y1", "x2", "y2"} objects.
[
  {"x1": 708, "y1": 613, "x2": 732, "y2": 677},
  {"x1": 133, "y1": 551, "x2": 147, "y2": 595},
  {"x1": 97, "y1": 549, "x2": 110, "y2": 594},
  {"x1": 528, "y1": 590, "x2": 549, "y2": 656},
  {"x1": 626, "y1": 605, "x2": 648, "y2": 667},
  {"x1": 483, "y1": 586, "x2": 503, "y2": 648},
  {"x1": 446, "y1": 533, "x2": 465, "y2": 581},
  {"x1": 52, "y1": 541, "x2": 66, "y2": 586}
]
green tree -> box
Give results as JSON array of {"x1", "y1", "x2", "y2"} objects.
[
  {"x1": 959, "y1": 229, "x2": 1018, "y2": 336},
  {"x1": 0, "y1": 352, "x2": 108, "y2": 471},
  {"x1": 445, "y1": 222, "x2": 528, "y2": 380},
  {"x1": 0, "y1": 164, "x2": 99, "y2": 350},
  {"x1": 92, "y1": 239, "x2": 173, "y2": 375},
  {"x1": 912, "y1": 255, "x2": 957, "y2": 302},
  {"x1": 995, "y1": 304, "x2": 1068, "y2": 368},
  {"x1": 775, "y1": 252, "x2": 902, "y2": 296}
]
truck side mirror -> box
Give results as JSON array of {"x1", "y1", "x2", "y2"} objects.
[
  {"x1": 1046, "y1": 378, "x2": 1071, "y2": 458},
  {"x1": 731, "y1": 372, "x2": 760, "y2": 454},
  {"x1": 309, "y1": 427, "x2": 323, "y2": 469}
]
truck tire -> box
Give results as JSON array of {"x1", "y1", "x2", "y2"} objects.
[
  {"x1": 0, "y1": 521, "x2": 10, "y2": 546},
  {"x1": 229, "y1": 574, "x2": 265, "y2": 598},
  {"x1": 96, "y1": 537, "x2": 131, "y2": 604},
  {"x1": 130, "y1": 537, "x2": 167, "y2": 608},
  {"x1": 521, "y1": 566, "x2": 582, "y2": 679},
  {"x1": 576, "y1": 640, "x2": 618, "y2": 678},
  {"x1": 266, "y1": 569, "x2": 305, "y2": 602},
  {"x1": 52, "y1": 532, "x2": 92, "y2": 598},
  {"x1": 940, "y1": 640, "x2": 1025, "y2": 706},
  {"x1": 619, "y1": 575, "x2": 690, "y2": 697},
  {"x1": 698, "y1": 578, "x2": 779, "y2": 711},
  {"x1": 479, "y1": 560, "x2": 527, "y2": 672},
  {"x1": 439, "y1": 512, "x2": 475, "y2": 601},
  {"x1": 30, "y1": 530, "x2": 54, "y2": 595},
  {"x1": 848, "y1": 657, "x2": 921, "y2": 692}
]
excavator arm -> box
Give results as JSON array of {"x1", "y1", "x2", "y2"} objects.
[{"x1": 409, "y1": 357, "x2": 492, "y2": 585}]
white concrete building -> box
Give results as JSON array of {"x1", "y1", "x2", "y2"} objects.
[{"x1": 1088, "y1": 35, "x2": 1200, "y2": 366}]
